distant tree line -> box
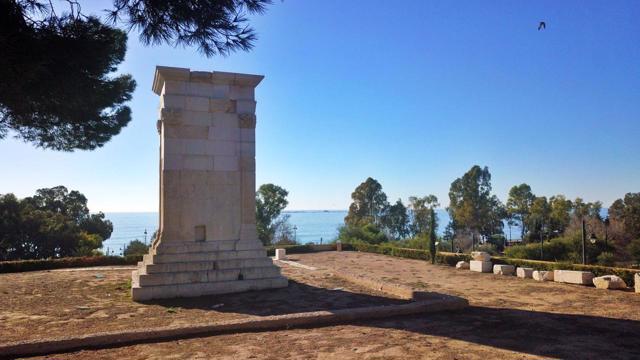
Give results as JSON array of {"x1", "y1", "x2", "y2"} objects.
[
  {"x1": 338, "y1": 165, "x2": 640, "y2": 266},
  {"x1": 0, "y1": 186, "x2": 113, "y2": 260}
]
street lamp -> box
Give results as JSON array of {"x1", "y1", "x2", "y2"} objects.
[
  {"x1": 293, "y1": 225, "x2": 298, "y2": 243},
  {"x1": 144, "y1": 228, "x2": 148, "y2": 245},
  {"x1": 581, "y1": 218, "x2": 599, "y2": 265}
]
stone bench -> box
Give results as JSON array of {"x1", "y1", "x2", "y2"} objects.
[
  {"x1": 532, "y1": 270, "x2": 554, "y2": 282},
  {"x1": 553, "y1": 270, "x2": 594, "y2": 285},
  {"x1": 470, "y1": 260, "x2": 492, "y2": 273},
  {"x1": 516, "y1": 267, "x2": 534, "y2": 279},
  {"x1": 493, "y1": 264, "x2": 515, "y2": 276}
]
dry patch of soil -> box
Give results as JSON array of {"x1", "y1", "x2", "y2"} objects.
[
  {"x1": 11, "y1": 252, "x2": 640, "y2": 359},
  {"x1": 0, "y1": 259, "x2": 406, "y2": 344}
]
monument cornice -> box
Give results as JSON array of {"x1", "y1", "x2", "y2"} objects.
[{"x1": 152, "y1": 66, "x2": 264, "y2": 95}]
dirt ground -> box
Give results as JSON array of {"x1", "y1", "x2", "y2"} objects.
[
  {"x1": 0, "y1": 259, "x2": 405, "y2": 344},
  {"x1": 6, "y1": 251, "x2": 640, "y2": 359}
]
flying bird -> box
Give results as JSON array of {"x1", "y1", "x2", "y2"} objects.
[{"x1": 538, "y1": 21, "x2": 546, "y2": 30}]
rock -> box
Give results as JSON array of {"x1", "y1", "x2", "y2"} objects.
[
  {"x1": 471, "y1": 251, "x2": 491, "y2": 262},
  {"x1": 493, "y1": 264, "x2": 515, "y2": 276},
  {"x1": 553, "y1": 270, "x2": 594, "y2": 285},
  {"x1": 532, "y1": 270, "x2": 554, "y2": 282},
  {"x1": 593, "y1": 275, "x2": 628, "y2": 290},
  {"x1": 470, "y1": 260, "x2": 492, "y2": 273},
  {"x1": 636, "y1": 273, "x2": 640, "y2": 293},
  {"x1": 516, "y1": 267, "x2": 534, "y2": 279},
  {"x1": 455, "y1": 261, "x2": 470, "y2": 270}
]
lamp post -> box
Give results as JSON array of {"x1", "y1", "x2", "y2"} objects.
[
  {"x1": 604, "y1": 217, "x2": 610, "y2": 248},
  {"x1": 581, "y1": 218, "x2": 598, "y2": 265},
  {"x1": 144, "y1": 228, "x2": 148, "y2": 245},
  {"x1": 293, "y1": 225, "x2": 298, "y2": 243}
]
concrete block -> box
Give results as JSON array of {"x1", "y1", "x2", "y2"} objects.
[
  {"x1": 532, "y1": 270, "x2": 554, "y2": 282},
  {"x1": 455, "y1": 261, "x2": 469, "y2": 270},
  {"x1": 470, "y1": 260, "x2": 492, "y2": 273},
  {"x1": 636, "y1": 273, "x2": 640, "y2": 293},
  {"x1": 471, "y1": 251, "x2": 491, "y2": 262},
  {"x1": 516, "y1": 267, "x2": 534, "y2": 279},
  {"x1": 275, "y1": 248, "x2": 286, "y2": 260},
  {"x1": 593, "y1": 275, "x2": 628, "y2": 290},
  {"x1": 554, "y1": 270, "x2": 594, "y2": 285},
  {"x1": 493, "y1": 264, "x2": 515, "y2": 276}
]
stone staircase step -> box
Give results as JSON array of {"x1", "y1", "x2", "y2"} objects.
[{"x1": 134, "y1": 265, "x2": 282, "y2": 287}]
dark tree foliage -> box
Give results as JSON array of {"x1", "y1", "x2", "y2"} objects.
[
  {"x1": 0, "y1": 1, "x2": 136, "y2": 150},
  {"x1": 108, "y1": 0, "x2": 272, "y2": 57},
  {"x1": 381, "y1": 199, "x2": 409, "y2": 240},
  {"x1": 256, "y1": 183, "x2": 289, "y2": 245},
  {"x1": 0, "y1": 0, "x2": 271, "y2": 151},
  {"x1": 0, "y1": 186, "x2": 112, "y2": 260},
  {"x1": 123, "y1": 239, "x2": 149, "y2": 256},
  {"x1": 345, "y1": 177, "x2": 389, "y2": 227}
]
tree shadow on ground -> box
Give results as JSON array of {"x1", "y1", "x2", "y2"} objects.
[
  {"x1": 371, "y1": 305, "x2": 640, "y2": 360},
  {"x1": 142, "y1": 279, "x2": 411, "y2": 316}
]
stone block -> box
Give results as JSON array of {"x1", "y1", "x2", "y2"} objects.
[
  {"x1": 183, "y1": 155, "x2": 213, "y2": 171},
  {"x1": 455, "y1": 261, "x2": 469, "y2": 270},
  {"x1": 240, "y1": 129, "x2": 255, "y2": 142},
  {"x1": 163, "y1": 154, "x2": 183, "y2": 170},
  {"x1": 493, "y1": 264, "x2": 515, "y2": 276},
  {"x1": 209, "y1": 127, "x2": 240, "y2": 141},
  {"x1": 516, "y1": 267, "x2": 534, "y2": 279},
  {"x1": 162, "y1": 80, "x2": 187, "y2": 95},
  {"x1": 165, "y1": 125, "x2": 209, "y2": 139},
  {"x1": 636, "y1": 273, "x2": 640, "y2": 293},
  {"x1": 230, "y1": 85, "x2": 254, "y2": 100},
  {"x1": 214, "y1": 156, "x2": 239, "y2": 171},
  {"x1": 554, "y1": 270, "x2": 594, "y2": 285},
  {"x1": 239, "y1": 142, "x2": 255, "y2": 156},
  {"x1": 593, "y1": 275, "x2": 628, "y2": 290},
  {"x1": 206, "y1": 141, "x2": 237, "y2": 156},
  {"x1": 210, "y1": 99, "x2": 235, "y2": 113},
  {"x1": 236, "y1": 100, "x2": 256, "y2": 114},
  {"x1": 532, "y1": 270, "x2": 554, "y2": 282},
  {"x1": 470, "y1": 260, "x2": 492, "y2": 273},
  {"x1": 471, "y1": 251, "x2": 491, "y2": 262},
  {"x1": 161, "y1": 94, "x2": 186, "y2": 109},
  {"x1": 275, "y1": 248, "x2": 286, "y2": 260},
  {"x1": 212, "y1": 113, "x2": 239, "y2": 128}
]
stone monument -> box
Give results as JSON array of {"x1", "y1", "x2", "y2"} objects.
[{"x1": 131, "y1": 66, "x2": 288, "y2": 301}]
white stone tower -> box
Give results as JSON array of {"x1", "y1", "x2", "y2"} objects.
[{"x1": 131, "y1": 66, "x2": 287, "y2": 301}]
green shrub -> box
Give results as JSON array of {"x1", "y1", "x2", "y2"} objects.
[
  {"x1": 597, "y1": 252, "x2": 616, "y2": 266},
  {"x1": 337, "y1": 223, "x2": 388, "y2": 245},
  {"x1": 349, "y1": 243, "x2": 471, "y2": 266},
  {"x1": 476, "y1": 243, "x2": 498, "y2": 255},
  {"x1": 627, "y1": 239, "x2": 640, "y2": 265},
  {"x1": 0, "y1": 255, "x2": 142, "y2": 273}
]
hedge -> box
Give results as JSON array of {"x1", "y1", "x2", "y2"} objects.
[
  {"x1": 0, "y1": 255, "x2": 142, "y2": 274},
  {"x1": 492, "y1": 256, "x2": 640, "y2": 285},
  {"x1": 349, "y1": 243, "x2": 471, "y2": 266},
  {"x1": 265, "y1": 244, "x2": 343, "y2": 256}
]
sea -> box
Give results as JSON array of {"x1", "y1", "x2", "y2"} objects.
[{"x1": 102, "y1": 209, "x2": 529, "y2": 255}]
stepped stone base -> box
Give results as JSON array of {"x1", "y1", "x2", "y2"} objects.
[{"x1": 132, "y1": 240, "x2": 288, "y2": 301}]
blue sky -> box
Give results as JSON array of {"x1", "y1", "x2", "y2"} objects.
[{"x1": 1, "y1": 0, "x2": 638, "y2": 212}]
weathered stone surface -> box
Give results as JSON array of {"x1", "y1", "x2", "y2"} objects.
[
  {"x1": 532, "y1": 270, "x2": 554, "y2": 282},
  {"x1": 636, "y1": 273, "x2": 640, "y2": 293},
  {"x1": 493, "y1": 264, "x2": 515, "y2": 276},
  {"x1": 516, "y1": 267, "x2": 534, "y2": 279},
  {"x1": 593, "y1": 275, "x2": 628, "y2": 290},
  {"x1": 554, "y1": 270, "x2": 594, "y2": 285},
  {"x1": 133, "y1": 66, "x2": 286, "y2": 301},
  {"x1": 471, "y1": 251, "x2": 491, "y2": 262},
  {"x1": 455, "y1": 261, "x2": 470, "y2": 270},
  {"x1": 470, "y1": 260, "x2": 492, "y2": 273},
  {"x1": 275, "y1": 248, "x2": 287, "y2": 261}
]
